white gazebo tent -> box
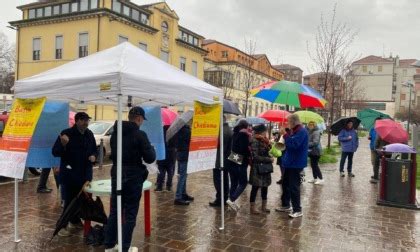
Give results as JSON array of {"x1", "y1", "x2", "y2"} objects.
[{"x1": 14, "y1": 42, "x2": 225, "y2": 251}]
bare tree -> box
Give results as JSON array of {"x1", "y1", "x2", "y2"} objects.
[
  {"x1": 0, "y1": 32, "x2": 15, "y2": 94},
  {"x1": 307, "y1": 3, "x2": 357, "y2": 147},
  {"x1": 241, "y1": 38, "x2": 257, "y2": 116},
  {"x1": 342, "y1": 65, "x2": 366, "y2": 116}
]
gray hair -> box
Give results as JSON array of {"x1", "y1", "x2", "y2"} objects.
[{"x1": 287, "y1": 114, "x2": 301, "y2": 127}]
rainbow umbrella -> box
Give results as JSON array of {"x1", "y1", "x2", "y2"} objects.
[{"x1": 251, "y1": 80, "x2": 327, "y2": 108}]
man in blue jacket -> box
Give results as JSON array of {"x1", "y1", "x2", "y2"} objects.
[
  {"x1": 275, "y1": 114, "x2": 308, "y2": 218},
  {"x1": 52, "y1": 112, "x2": 97, "y2": 237},
  {"x1": 338, "y1": 120, "x2": 359, "y2": 177}
]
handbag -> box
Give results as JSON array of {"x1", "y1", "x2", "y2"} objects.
[
  {"x1": 80, "y1": 193, "x2": 108, "y2": 224},
  {"x1": 255, "y1": 163, "x2": 274, "y2": 175},
  {"x1": 228, "y1": 151, "x2": 244, "y2": 165}
]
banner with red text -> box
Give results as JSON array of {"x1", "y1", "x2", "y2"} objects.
[
  {"x1": 0, "y1": 97, "x2": 46, "y2": 179},
  {"x1": 187, "y1": 101, "x2": 221, "y2": 174}
]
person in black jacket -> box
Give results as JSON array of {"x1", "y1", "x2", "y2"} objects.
[
  {"x1": 104, "y1": 107, "x2": 156, "y2": 252},
  {"x1": 52, "y1": 112, "x2": 97, "y2": 237},
  {"x1": 226, "y1": 119, "x2": 251, "y2": 212},
  {"x1": 174, "y1": 122, "x2": 194, "y2": 205},
  {"x1": 209, "y1": 117, "x2": 233, "y2": 207},
  {"x1": 156, "y1": 125, "x2": 176, "y2": 191}
]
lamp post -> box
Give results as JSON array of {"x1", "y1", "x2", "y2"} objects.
[{"x1": 402, "y1": 81, "x2": 414, "y2": 135}]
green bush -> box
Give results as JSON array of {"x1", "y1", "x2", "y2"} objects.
[
  {"x1": 323, "y1": 147, "x2": 340, "y2": 156},
  {"x1": 358, "y1": 131, "x2": 367, "y2": 137},
  {"x1": 319, "y1": 154, "x2": 338, "y2": 164}
]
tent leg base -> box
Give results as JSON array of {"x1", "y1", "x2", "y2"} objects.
[{"x1": 14, "y1": 239, "x2": 21, "y2": 243}]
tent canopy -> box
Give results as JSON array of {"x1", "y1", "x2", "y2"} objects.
[{"x1": 14, "y1": 42, "x2": 222, "y2": 105}]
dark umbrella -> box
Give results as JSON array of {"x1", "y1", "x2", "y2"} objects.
[
  {"x1": 51, "y1": 183, "x2": 87, "y2": 240},
  {"x1": 223, "y1": 99, "x2": 242, "y2": 115},
  {"x1": 330, "y1": 117, "x2": 361, "y2": 135}
]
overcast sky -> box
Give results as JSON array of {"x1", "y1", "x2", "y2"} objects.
[{"x1": 1, "y1": 0, "x2": 419, "y2": 74}]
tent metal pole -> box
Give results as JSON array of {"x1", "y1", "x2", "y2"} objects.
[
  {"x1": 219, "y1": 102, "x2": 225, "y2": 230},
  {"x1": 117, "y1": 94, "x2": 123, "y2": 252},
  {"x1": 14, "y1": 179, "x2": 20, "y2": 243}
]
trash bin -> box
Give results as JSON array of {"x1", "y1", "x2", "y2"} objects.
[{"x1": 377, "y1": 143, "x2": 419, "y2": 210}]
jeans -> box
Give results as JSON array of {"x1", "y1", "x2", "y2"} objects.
[
  {"x1": 61, "y1": 181, "x2": 84, "y2": 225},
  {"x1": 37, "y1": 168, "x2": 51, "y2": 190},
  {"x1": 309, "y1": 155, "x2": 323, "y2": 180},
  {"x1": 104, "y1": 170, "x2": 145, "y2": 252},
  {"x1": 228, "y1": 162, "x2": 248, "y2": 202},
  {"x1": 281, "y1": 168, "x2": 303, "y2": 213},
  {"x1": 213, "y1": 163, "x2": 230, "y2": 203},
  {"x1": 373, "y1": 152, "x2": 381, "y2": 179},
  {"x1": 156, "y1": 160, "x2": 175, "y2": 189},
  {"x1": 250, "y1": 186, "x2": 268, "y2": 203},
  {"x1": 340, "y1": 152, "x2": 354, "y2": 173},
  {"x1": 175, "y1": 161, "x2": 188, "y2": 200}
]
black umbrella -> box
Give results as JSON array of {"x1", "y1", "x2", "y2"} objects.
[
  {"x1": 223, "y1": 99, "x2": 242, "y2": 115},
  {"x1": 330, "y1": 117, "x2": 361, "y2": 135}
]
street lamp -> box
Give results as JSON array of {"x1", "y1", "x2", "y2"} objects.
[{"x1": 402, "y1": 81, "x2": 414, "y2": 135}]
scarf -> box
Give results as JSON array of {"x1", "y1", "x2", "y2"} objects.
[{"x1": 254, "y1": 134, "x2": 271, "y2": 151}]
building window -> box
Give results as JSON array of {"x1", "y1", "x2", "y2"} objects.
[
  {"x1": 180, "y1": 57, "x2": 186, "y2": 72},
  {"x1": 192, "y1": 61, "x2": 198, "y2": 77},
  {"x1": 32, "y1": 38, "x2": 41, "y2": 61},
  {"x1": 193, "y1": 37, "x2": 198, "y2": 46},
  {"x1": 139, "y1": 42, "x2": 147, "y2": 52},
  {"x1": 112, "y1": 0, "x2": 121, "y2": 12},
  {"x1": 140, "y1": 13, "x2": 148, "y2": 24},
  {"x1": 55, "y1": 35, "x2": 63, "y2": 59},
  {"x1": 29, "y1": 9, "x2": 36, "y2": 19},
  {"x1": 403, "y1": 69, "x2": 407, "y2": 76},
  {"x1": 44, "y1": 6, "x2": 52, "y2": 16},
  {"x1": 132, "y1": 9, "x2": 139, "y2": 21},
  {"x1": 401, "y1": 93, "x2": 406, "y2": 101},
  {"x1": 378, "y1": 65, "x2": 383, "y2": 72},
  {"x1": 90, "y1": 0, "x2": 98, "y2": 9},
  {"x1": 62, "y1": 3, "x2": 70, "y2": 14},
  {"x1": 255, "y1": 102, "x2": 259, "y2": 116},
  {"x1": 118, "y1": 35, "x2": 128, "y2": 44},
  {"x1": 122, "y1": 5, "x2": 130, "y2": 16},
  {"x1": 36, "y1": 8, "x2": 43, "y2": 18},
  {"x1": 160, "y1": 50, "x2": 169, "y2": 63},
  {"x1": 161, "y1": 21, "x2": 169, "y2": 33},
  {"x1": 362, "y1": 66, "x2": 367, "y2": 73},
  {"x1": 53, "y1": 5, "x2": 60, "y2": 15},
  {"x1": 79, "y1": 33, "x2": 89, "y2": 58},
  {"x1": 71, "y1": 2, "x2": 78, "y2": 12},
  {"x1": 222, "y1": 51, "x2": 228, "y2": 58},
  {"x1": 80, "y1": 0, "x2": 89, "y2": 11}
]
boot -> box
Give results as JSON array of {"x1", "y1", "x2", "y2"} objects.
[
  {"x1": 261, "y1": 200, "x2": 270, "y2": 213},
  {"x1": 250, "y1": 202, "x2": 260, "y2": 215}
]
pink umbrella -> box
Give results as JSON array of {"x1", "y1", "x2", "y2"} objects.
[
  {"x1": 161, "y1": 108, "x2": 178, "y2": 126},
  {"x1": 69, "y1": 111, "x2": 76, "y2": 127}
]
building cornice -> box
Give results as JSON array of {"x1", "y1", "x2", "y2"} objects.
[
  {"x1": 175, "y1": 39, "x2": 208, "y2": 55},
  {"x1": 9, "y1": 8, "x2": 159, "y2": 35}
]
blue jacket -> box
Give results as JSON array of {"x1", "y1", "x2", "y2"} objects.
[
  {"x1": 338, "y1": 129, "x2": 359, "y2": 153},
  {"x1": 369, "y1": 128, "x2": 376, "y2": 151},
  {"x1": 282, "y1": 125, "x2": 308, "y2": 169}
]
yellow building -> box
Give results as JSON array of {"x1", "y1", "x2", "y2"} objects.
[{"x1": 10, "y1": 0, "x2": 207, "y2": 119}]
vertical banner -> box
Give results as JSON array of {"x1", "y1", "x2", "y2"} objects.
[
  {"x1": 0, "y1": 97, "x2": 46, "y2": 179},
  {"x1": 26, "y1": 101, "x2": 69, "y2": 168},
  {"x1": 187, "y1": 101, "x2": 221, "y2": 174}
]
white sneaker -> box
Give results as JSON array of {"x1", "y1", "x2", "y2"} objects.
[
  {"x1": 307, "y1": 179, "x2": 316, "y2": 183},
  {"x1": 275, "y1": 206, "x2": 292, "y2": 212},
  {"x1": 234, "y1": 201, "x2": 241, "y2": 209},
  {"x1": 314, "y1": 179, "x2": 324, "y2": 185},
  {"x1": 105, "y1": 245, "x2": 119, "y2": 252},
  {"x1": 128, "y1": 247, "x2": 139, "y2": 252},
  {"x1": 226, "y1": 199, "x2": 239, "y2": 212},
  {"x1": 289, "y1": 212, "x2": 303, "y2": 218},
  {"x1": 58, "y1": 227, "x2": 71, "y2": 237}
]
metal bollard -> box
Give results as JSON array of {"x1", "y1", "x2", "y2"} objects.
[{"x1": 99, "y1": 139, "x2": 104, "y2": 169}]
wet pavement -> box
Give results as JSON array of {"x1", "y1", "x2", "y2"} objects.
[{"x1": 1, "y1": 137, "x2": 420, "y2": 251}]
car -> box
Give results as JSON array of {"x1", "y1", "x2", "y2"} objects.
[{"x1": 88, "y1": 121, "x2": 114, "y2": 158}]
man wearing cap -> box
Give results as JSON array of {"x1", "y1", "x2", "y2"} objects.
[
  {"x1": 104, "y1": 106, "x2": 156, "y2": 252},
  {"x1": 52, "y1": 112, "x2": 97, "y2": 236}
]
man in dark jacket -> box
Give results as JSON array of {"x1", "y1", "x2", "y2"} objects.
[
  {"x1": 275, "y1": 114, "x2": 308, "y2": 218},
  {"x1": 104, "y1": 106, "x2": 156, "y2": 252},
  {"x1": 174, "y1": 122, "x2": 194, "y2": 205},
  {"x1": 52, "y1": 112, "x2": 97, "y2": 236},
  {"x1": 209, "y1": 117, "x2": 233, "y2": 207}
]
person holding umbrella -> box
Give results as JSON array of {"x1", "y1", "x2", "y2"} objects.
[
  {"x1": 155, "y1": 125, "x2": 177, "y2": 192},
  {"x1": 307, "y1": 121, "x2": 324, "y2": 185},
  {"x1": 338, "y1": 120, "x2": 359, "y2": 177}
]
